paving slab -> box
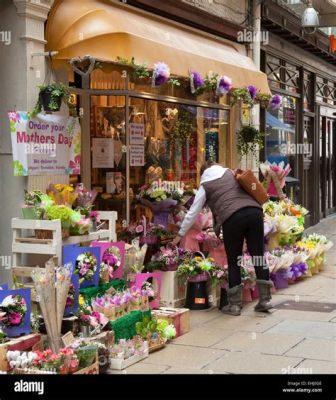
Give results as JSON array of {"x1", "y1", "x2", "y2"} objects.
[
  {"x1": 206, "y1": 352, "x2": 303, "y2": 374},
  {"x1": 172, "y1": 327, "x2": 235, "y2": 348},
  {"x1": 266, "y1": 320, "x2": 336, "y2": 339},
  {"x1": 211, "y1": 331, "x2": 303, "y2": 356},
  {"x1": 203, "y1": 314, "x2": 283, "y2": 333},
  {"x1": 284, "y1": 338, "x2": 336, "y2": 362},
  {"x1": 295, "y1": 359, "x2": 336, "y2": 374},
  {"x1": 107, "y1": 362, "x2": 168, "y2": 375},
  {"x1": 145, "y1": 344, "x2": 226, "y2": 368}
]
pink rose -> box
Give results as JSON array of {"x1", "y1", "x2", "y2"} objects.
[{"x1": 135, "y1": 225, "x2": 144, "y2": 233}]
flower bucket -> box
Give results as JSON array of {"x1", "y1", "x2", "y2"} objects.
[
  {"x1": 80, "y1": 325, "x2": 91, "y2": 338},
  {"x1": 161, "y1": 262, "x2": 178, "y2": 272},
  {"x1": 188, "y1": 272, "x2": 209, "y2": 283},
  {"x1": 250, "y1": 285, "x2": 259, "y2": 300},
  {"x1": 270, "y1": 270, "x2": 289, "y2": 289},
  {"x1": 242, "y1": 283, "x2": 252, "y2": 303}
]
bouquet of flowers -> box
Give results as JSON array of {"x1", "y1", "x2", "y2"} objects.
[
  {"x1": 265, "y1": 247, "x2": 295, "y2": 273},
  {"x1": 147, "y1": 246, "x2": 190, "y2": 271},
  {"x1": 46, "y1": 183, "x2": 78, "y2": 206},
  {"x1": 176, "y1": 254, "x2": 216, "y2": 283},
  {"x1": 260, "y1": 161, "x2": 291, "y2": 198},
  {"x1": 65, "y1": 284, "x2": 75, "y2": 308},
  {"x1": 0, "y1": 294, "x2": 27, "y2": 327},
  {"x1": 75, "y1": 252, "x2": 97, "y2": 284},
  {"x1": 209, "y1": 264, "x2": 228, "y2": 287},
  {"x1": 100, "y1": 247, "x2": 121, "y2": 282},
  {"x1": 137, "y1": 181, "x2": 183, "y2": 203},
  {"x1": 74, "y1": 184, "x2": 98, "y2": 216}
]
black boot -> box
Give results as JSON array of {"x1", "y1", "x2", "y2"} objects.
[
  {"x1": 221, "y1": 284, "x2": 242, "y2": 316},
  {"x1": 255, "y1": 279, "x2": 273, "y2": 312}
]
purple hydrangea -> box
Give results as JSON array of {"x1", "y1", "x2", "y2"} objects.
[
  {"x1": 190, "y1": 70, "x2": 204, "y2": 93},
  {"x1": 247, "y1": 85, "x2": 257, "y2": 101},
  {"x1": 152, "y1": 62, "x2": 170, "y2": 86},
  {"x1": 216, "y1": 75, "x2": 232, "y2": 95},
  {"x1": 270, "y1": 94, "x2": 282, "y2": 109}
]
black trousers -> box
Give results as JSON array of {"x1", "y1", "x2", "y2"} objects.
[{"x1": 222, "y1": 207, "x2": 270, "y2": 288}]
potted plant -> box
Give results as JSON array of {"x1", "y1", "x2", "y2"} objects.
[
  {"x1": 45, "y1": 204, "x2": 78, "y2": 238},
  {"x1": 230, "y1": 87, "x2": 254, "y2": 107},
  {"x1": 237, "y1": 125, "x2": 264, "y2": 158},
  {"x1": 256, "y1": 92, "x2": 272, "y2": 108},
  {"x1": 22, "y1": 190, "x2": 44, "y2": 219},
  {"x1": 32, "y1": 82, "x2": 75, "y2": 116}
]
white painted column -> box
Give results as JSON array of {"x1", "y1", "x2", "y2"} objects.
[{"x1": 0, "y1": 0, "x2": 53, "y2": 283}]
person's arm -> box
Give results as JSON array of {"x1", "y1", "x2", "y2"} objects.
[{"x1": 178, "y1": 186, "x2": 206, "y2": 237}]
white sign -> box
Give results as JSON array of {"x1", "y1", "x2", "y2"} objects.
[
  {"x1": 130, "y1": 145, "x2": 145, "y2": 166},
  {"x1": 92, "y1": 138, "x2": 114, "y2": 168},
  {"x1": 129, "y1": 123, "x2": 145, "y2": 145},
  {"x1": 8, "y1": 112, "x2": 81, "y2": 176}
]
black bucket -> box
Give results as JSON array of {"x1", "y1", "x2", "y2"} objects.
[{"x1": 185, "y1": 281, "x2": 210, "y2": 310}]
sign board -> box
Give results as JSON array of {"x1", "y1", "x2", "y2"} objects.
[{"x1": 8, "y1": 111, "x2": 81, "y2": 176}]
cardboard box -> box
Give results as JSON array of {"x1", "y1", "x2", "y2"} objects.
[{"x1": 152, "y1": 307, "x2": 190, "y2": 338}]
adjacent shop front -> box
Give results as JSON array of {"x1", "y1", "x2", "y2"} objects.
[
  {"x1": 46, "y1": 0, "x2": 270, "y2": 229},
  {"x1": 261, "y1": 39, "x2": 336, "y2": 227}
]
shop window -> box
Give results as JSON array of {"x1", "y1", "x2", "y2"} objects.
[
  {"x1": 265, "y1": 94, "x2": 297, "y2": 182},
  {"x1": 90, "y1": 95, "x2": 127, "y2": 229},
  {"x1": 128, "y1": 98, "x2": 229, "y2": 222}
]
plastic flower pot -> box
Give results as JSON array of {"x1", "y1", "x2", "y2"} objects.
[
  {"x1": 250, "y1": 285, "x2": 259, "y2": 300},
  {"x1": 39, "y1": 89, "x2": 62, "y2": 112},
  {"x1": 242, "y1": 283, "x2": 252, "y2": 303},
  {"x1": 21, "y1": 206, "x2": 39, "y2": 219},
  {"x1": 270, "y1": 271, "x2": 289, "y2": 289}
]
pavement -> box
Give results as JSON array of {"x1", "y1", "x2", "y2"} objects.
[{"x1": 110, "y1": 215, "x2": 336, "y2": 374}]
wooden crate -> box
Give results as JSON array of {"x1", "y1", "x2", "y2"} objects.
[
  {"x1": 11, "y1": 213, "x2": 117, "y2": 295},
  {"x1": 152, "y1": 307, "x2": 190, "y2": 338},
  {"x1": 0, "y1": 333, "x2": 42, "y2": 371},
  {"x1": 74, "y1": 354, "x2": 99, "y2": 375},
  {"x1": 159, "y1": 271, "x2": 186, "y2": 308}
]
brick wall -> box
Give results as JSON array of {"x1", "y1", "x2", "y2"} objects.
[{"x1": 181, "y1": 0, "x2": 248, "y2": 26}]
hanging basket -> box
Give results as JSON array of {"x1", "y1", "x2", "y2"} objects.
[{"x1": 39, "y1": 90, "x2": 62, "y2": 112}]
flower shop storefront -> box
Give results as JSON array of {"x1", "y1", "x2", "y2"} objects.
[{"x1": 46, "y1": 0, "x2": 271, "y2": 229}]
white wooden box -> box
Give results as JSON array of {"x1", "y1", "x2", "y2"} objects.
[
  {"x1": 109, "y1": 350, "x2": 149, "y2": 370},
  {"x1": 159, "y1": 271, "x2": 186, "y2": 308}
]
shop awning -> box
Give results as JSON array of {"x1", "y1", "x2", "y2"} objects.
[{"x1": 46, "y1": 0, "x2": 271, "y2": 93}]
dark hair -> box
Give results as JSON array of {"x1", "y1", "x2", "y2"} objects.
[{"x1": 200, "y1": 160, "x2": 217, "y2": 176}]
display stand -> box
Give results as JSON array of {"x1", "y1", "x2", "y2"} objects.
[{"x1": 11, "y1": 211, "x2": 117, "y2": 297}]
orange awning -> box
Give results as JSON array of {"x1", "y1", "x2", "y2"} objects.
[{"x1": 46, "y1": 0, "x2": 271, "y2": 93}]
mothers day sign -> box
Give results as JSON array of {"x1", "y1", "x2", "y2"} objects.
[{"x1": 8, "y1": 111, "x2": 81, "y2": 176}]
